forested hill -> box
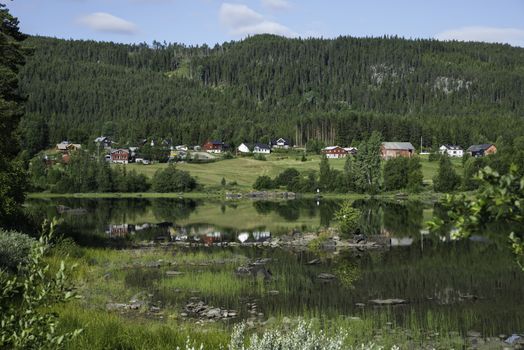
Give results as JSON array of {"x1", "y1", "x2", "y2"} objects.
[{"x1": 19, "y1": 35, "x2": 524, "y2": 155}]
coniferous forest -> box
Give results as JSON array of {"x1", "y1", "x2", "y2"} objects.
[{"x1": 18, "y1": 34, "x2": 524, "y2": 155}]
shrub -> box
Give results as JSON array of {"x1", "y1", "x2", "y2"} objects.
[
  {"x1": 274, "y1": 168, "x2": 300, "y2": 187},
  {"x1": 0, "y1": 230, "x2": 35, "y2": 272},
  {"x1": 334, "y1": 201, "x2": 361, "y2": 236},
  {"x1": 253, "y1": 175, "x2": 274, "y2": 190},
  {"x1": 253, "y1": 153, "x2": 267, "y2": 161},
  {"x1": 0, "y1": 227, "x2": 81, "y2": 349},
  {"x1": 152, "y1": 166, "x2": 197, "y2": 192},
  {"x1": 229, "y1": 321, "x2": 347, "y2": 350}
]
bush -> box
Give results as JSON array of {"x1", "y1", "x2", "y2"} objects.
[
  {"x1": 152, "y1": 166, "x2": 197, "y2": 192},
  {"x1": 253, "y1": 153, "x2": 267, "y2": 161},
  {"x1": 334, "y1": 201, "x2": 361, "y2": 236},
  {"x1": 253, "y1": 175, "x2": 274, "y2": 190},
  {"x1": 222, "y1": 152, "x2": 234, "y2": 159},
  {"x1": 274, "y1": 168, "x2": 300, "y2": 187},
  {"x1": 229, "y1": 321, "x2": 347, "y2": 350},
  {"x1": 0, "y1": 230, "x2": 35, "y2": 272},
  {"x1": 0, "y1": 227, "x2": 81, "y2": 349}
]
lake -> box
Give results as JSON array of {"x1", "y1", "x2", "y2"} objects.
[{"x1": 26, "y1": 197, "x2": 524, "y2": 337}]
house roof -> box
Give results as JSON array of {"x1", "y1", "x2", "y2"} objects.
[
  {"x1": 111, "y1": 148, "x2": 129, "y2": 154},
  {"x1": 467, "y1": 144, "x2": 493, "y2": 152},
  {"x1": 382, "y1": 142, "x2": 415, "y2": 150},
  {"x1": 271, "y1": 138, "x2": 290, "y2": 145},
  {"x1": 441, "y1": 144, "x2": 463, "y2": 150},
  {"x1": 254, "y1": 143, "x2": 271, "y2": 150}
]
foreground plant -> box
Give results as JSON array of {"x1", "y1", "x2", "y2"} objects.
[
  {"x1": 0, "y1": 224, "x2": 81, "y2": 349},
  {"x1": 429, "y1": 165, "x2": 524, "y2": 270}
]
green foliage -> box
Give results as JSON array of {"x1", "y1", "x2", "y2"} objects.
[
  {"x1": 334, "y1": 201, "x2": 361, "y2": 236},
  {"x1": 353, "y1": 132, "x2": 382, "y2": 193},
  {"x1": 433, "y1": 155, "x2": 461, "y2": 192},
  {"x1": 430, "y1": 165, "x2": 524, "y2": 269},
  {"x1": 229, "y1": 321, "x2": 347, "y2": 350},
  {"x1": 0, "y1": 5, "x2": 28, "y2": 229},
  {"x1": 253, "y1": 175, "x2": 274, "y2": 190},
  {"x1": 287, "y1": 171, "x2": 318, "y2": 193},
  {"x1": 151, "y1": 165, "x2": 196, "y2": 192},
  {"x1": 18, "y1": 35, "x2": 524, "y2": 156},
  {"x1": 253, "y1": 153, "x2": 267, "y2": 161},
  {"x1": 0, "y1": 226, "x2": 82, "y2": 349},
  {"x1": 0, "y1": 229, "x2": 35, "y2": 272},
  {"x1": 274, "y1": 168, "x2": 300, "y2": 187},
  {"x1": 407, "y1": 157, "x2": 424, "y2": 192},
  {"x1": 221, "y1": 177, "x2": 226, "y2": 186},
  {"x1": 383, "y1": 157, "x2": 409, "y2": 191},
  {"x1": 305, "y1": 140, "x2": 325, "y2": 154}
]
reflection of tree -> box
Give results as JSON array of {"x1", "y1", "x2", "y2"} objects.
[
  {"x1": 252, "y1": 201, "x2": 274, "y2": 214},
  {"x1": 319, "y1": 200, "x2": 339, "y2": 227},
  {"x1": 276, "y1": 201, "x2": 300, "y2": 221},
  {"x1": 382, "y1": 201, "x2": 423, "y2": 236},
  {"x1": 151, "y1": 198, "x2": 198, "y2": 222}
]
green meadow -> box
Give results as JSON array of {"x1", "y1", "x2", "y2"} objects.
[{"x1": 123, "y1": 154, "x2": 463, "y2": 190}]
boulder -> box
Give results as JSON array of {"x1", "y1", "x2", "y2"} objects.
[{"x1": 369, "y1": 298, "x2": 407, "y2": 306}]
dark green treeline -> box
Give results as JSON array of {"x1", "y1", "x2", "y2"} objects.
[{"x1": 19, "y1": 35, "x2": 524, "y2": 155}]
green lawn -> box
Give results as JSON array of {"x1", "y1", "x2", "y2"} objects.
[{"x1": 121, "y1": 154, "x2": 462, "y2": 189}]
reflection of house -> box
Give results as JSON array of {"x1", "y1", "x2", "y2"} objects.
[
  {"x1": 106, "y1": 224, "x2": 132, "y2": 238},
  {"x1": 271, "y1": 138, "x2": 291, "y2": 149},
  {"x1": 390, "y1": 237, "x2": 414, "y2": 246},
  {"x1": 253, "y1": 143, "x2": 271, "y2": 154},
  {"x1": 439, "y1": 144, "x2": 463, "y2": 157},
  {"x1": 237, "y1": 232, "x2": 250, "y2": 243},
  {"x1": 467, "y1": 144, "x2": 497, "y2": 157},
  {"x1": 381, "y1": 142, "x2": 415, "y2": 159},
  {"x1": 322, "y1": 146, "x2": 348, "y2": 159},
  {"x1": 252, "y1": 231, "x2": 271, "y2": 242},
  {"x1": 203, "y1": 232, "x2": 222, "y2": 245},
  {"x1": 111, "y1": 149, "x2": 130, "y2": 164}
]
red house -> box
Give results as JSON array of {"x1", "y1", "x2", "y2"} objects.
[
  {"x1": 203, "y1": 140, "x2": 227, "y2": 153},
  {"x1": 111, "y1": 149, "x2": 130, "y2": 164}
]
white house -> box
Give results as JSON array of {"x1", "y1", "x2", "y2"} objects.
[
  {"x1": 439, "y1": 144, "x2": 464, "y2": 157},
  {"x1": 253, "y1": 143, "x2": 271, "y2": 154},
  {"x1": 237, "y1": 143, "x2": 251, "y2": 154},
  {"x1": 271, "y1": 138, "x2": 291, "y2": 149}
]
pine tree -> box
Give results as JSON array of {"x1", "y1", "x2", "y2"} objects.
[{"x1": 433, "y1": 155, "x2": 461, "y2": 192}]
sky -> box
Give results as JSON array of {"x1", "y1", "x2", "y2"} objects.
[{"x1": 7, "y1": 0, "x2": 524, "y2": 47}]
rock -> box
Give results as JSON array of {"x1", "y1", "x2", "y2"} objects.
[
  {"x1": 181, "y1": 312, "x2": 188, "y2": 317},
  {"x1": 205, "y1": 308, "x2": 222, "y2": 318},
  {"x1": 166, "y1": 271, "x2": 184, "y2": 276},
  {"x1": 106, "y1": 303, "x2": 127, "y2": 311},
  {"x1": 355, "y1": 303, "x2": 366, "y2": 307},
  {"x1": 268, "y1": 290, "x2": 280, "y2": 296},
  {"x1": 306, "y1": 258, "x2": 321, "y2": 265},
  {"x1": 317, "y1": 273, "x2": 336, "y2": 280},
  {"x1": 467, "y1": 330, "x2": 481, "y2": 338},
  {"x1": 150, "y1": 306, "x2": 161, "y2": 313},
  {"x1": 505, "y1": 334, "x2": 522, "y2": 345},
  {"x1": 128, "y1": 302, "x2": 142, "y2": 310},
  {"x1": 369, "y1": 298, "x2": 407, "y2": 306}
]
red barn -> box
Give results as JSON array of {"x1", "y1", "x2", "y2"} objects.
[
  {"x1": 203, "y1": 140, "x2": 226, "y2": 153},
  {"x1": 322, "y1": 146, "x2": 349, "y2": 159}
]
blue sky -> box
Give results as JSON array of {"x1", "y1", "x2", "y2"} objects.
[{"x1": 7, "y1": 0, "x2": 524, "y2": 47}]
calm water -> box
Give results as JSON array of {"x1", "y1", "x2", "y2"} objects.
[{"x1": 26, "y1": 198, "x2": 524, "y2": 335}]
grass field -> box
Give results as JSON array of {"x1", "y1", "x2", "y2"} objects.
[{"x1": 123, "y1": 154, "x2": 463, "y2": 190}]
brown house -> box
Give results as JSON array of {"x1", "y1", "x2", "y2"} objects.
[
  {"x1": 322, "y1": 146, "x2": 349, "y2": 159},
  {"x1": 381, "y1": 142, "x2": 415, "y2": 159},
  {"x1": 466, "y1": 144, "x2": 497, "y2": 157},
  {"x1": 111, "y1": 149, "x2": 130, "y2": 164}
]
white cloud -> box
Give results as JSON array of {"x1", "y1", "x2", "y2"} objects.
[
  {"x1": 435, "y1": 26, "x2": 524, "y2": 47},
  {"x1": 219, "y1": 3, "x2": 296, "y2": 37},
  {"x1": 78, "y1": 12, "x2": 138, "y2": 35},
  {"x1": 262, "y1": 0, "x2": 291, "y2": 11}
]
